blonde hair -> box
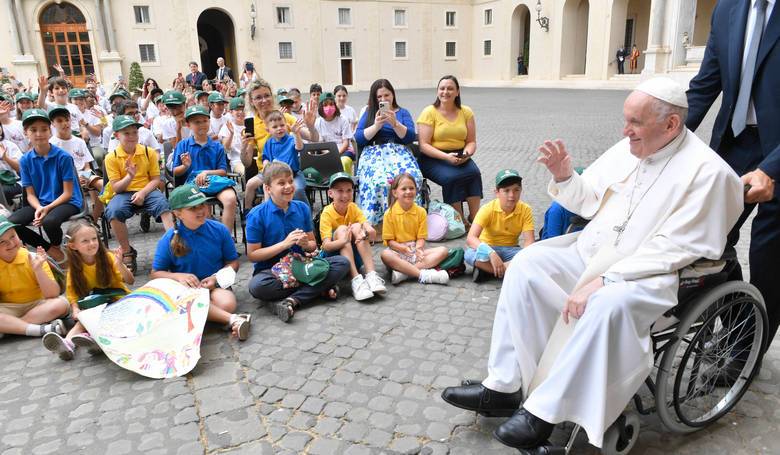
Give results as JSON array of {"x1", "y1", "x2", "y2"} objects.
[
  {"x1": 246, "y1": 78, "x2": 274, "y2": 115},
  {"x1": 65, "y1": 220, "x2": 113, "y2": 300},
  {"x1": 262, "y1": 161, "x2": 294, "y2": 186},
  {"x1": 387, "y1": 172, "x2": 417, "y2": 207},
  {"x1": 264, "y1": 110, "x2": 285, "y2": 124}
]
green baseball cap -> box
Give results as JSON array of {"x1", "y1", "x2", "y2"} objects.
[
  {"x1": 193, "y1": 90, "x2": 207, "y2": 100},
  {"x1": 0, "y1": 93, "x2": 11, "y2": 103},
  {"x1": 168, "y1": 184, "x2": 213, "y2": 210},
  {"x1": 153, "y1": 95, "x2": 164, "y2": 104},
  {"x1": 207, "y1": 92, "x2": 226, "y2": 104},
  {"x1": 574, "y1": 166, "x2": 585, "y2": 175},
  {"x1": 161, "y1": 90, "x2": 186, "y2": 105},
  {"x1": 184, "y1": 104, "x2": 210, "y2": 120},
  {"x1": 277, "y1": 94, "x2": 293, "y2": 105},
  {"x1": 495, "y1": 169, "x2": 522, "y2": 187},
  {"x1": 68, "y1": 88, "x2": 86, "y2": 99},
  {"x1": 21, "y1": 108, "x2": 51, "y2": 127},
  {"x1": 229, "y1": 97, "x2": 245, "y2": 110},
  {"x1": 236, "y1": 88, "x2": 247, "y2": 98},
  {"x1": 291, "y1": 257, "x2": 330, "y2": 286},
  {"x1": 319, "y1": 92, "x2": 335, "y2": 103},
  {"x1": 15, "y1": 92, "x2": 34, "y2": 103},
  {"x1": 276, "y1": 88, "x2": 288, "y2": 96},
  {"x1": 302, "y1": 167, "x2": 325, "y2": 185},
  {"x1": 112, "y1": 115, "x2": 142, "y2": 132},
  {"x1": 0, "y1": 215, "x2": 18, "y2": 238},
  {"x1": 109, "y1": 89, "x2": 129, "y2": 101},
  {"x1": 328, "y1": 172, "x2": 354, "y2": 188},
  {"x1": 47, "y1": 105, "x2": 71, "y2": 119}
]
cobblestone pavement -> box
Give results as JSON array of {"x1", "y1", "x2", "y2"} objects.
[{"x1": 1, "y1": 88, "x2": 773, "y2": 455}]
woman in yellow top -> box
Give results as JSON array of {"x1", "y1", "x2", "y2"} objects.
[
  {"x1": 417, "y1": 75, "x2": 482, "y2": 225},
  {"x1": 43, "y1": 220, "x2": 134, "y2": 361},
  {"x1": 240, "y1": 78, "x2": 320, "y2": 212}
]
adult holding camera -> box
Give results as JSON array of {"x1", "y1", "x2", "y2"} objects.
[
  {"x1": 417, "y1": 75, "x2": 482, "y2": 224},
  {"x1": 240, "y1": 62, "x2": 259, "y2": 89},
  {"x1": 355, "y1": 79, "x2": 421, "y2": 226}
]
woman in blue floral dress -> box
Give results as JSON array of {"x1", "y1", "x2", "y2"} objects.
[{"x1": 355, "y1": 79, "x2": 422, "y2": 226}]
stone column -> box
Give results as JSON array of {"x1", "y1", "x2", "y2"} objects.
[
  {"x1": 13, "y1": 0, "x2": 32, "y2": 55},
  {"x1": 102, "y1": 0, "x2": 117, "y2": 52},
  {"x1": 6, "y1": 0, "x2": 22, "y2": 55},
  {"x1": 641, "y1": 0, "x2": 672, "y2": 76},
  {"x1": 9, "y1": 0, "x2": 39, "y2": 84},
  {"x1": 96, "y1": 0, "x2": 123, "y2": 84},
  {"x1": 671, "y1": 0, "x2": 697, "y2": 67},
  {"x1": 92, "y1": 0, "x2": 108, "y2": 52}
]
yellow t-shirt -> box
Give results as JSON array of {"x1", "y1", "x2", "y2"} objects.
[
  {"x1": 382, "y1": 202, "x2": 428, "y2": 245},
  {"x1": 105, "y1": 144, "x2": 161, "y2": 192},
  {"x1": 0, "y1": 248, "x2": 55, "y2": 304},
  {"x1": 253, "y1": 113, "x2": 297, "y2": 169},
  {"x1": 65, "y1": 252, "x2": 130, "y2": 305},
  {"x1": 319, "y1": 202, "x2": 367, "y2": 241},
  {"x1": 473, "y1": 199, "x2": 535, "y2": 247},
  {"x1": 416, "y1": 105, "x2": 474, "y2": 151}
]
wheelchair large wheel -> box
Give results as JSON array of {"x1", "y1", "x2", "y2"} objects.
[{"x1": 655, "y1": 281, "x2": 767, "y2": 433}]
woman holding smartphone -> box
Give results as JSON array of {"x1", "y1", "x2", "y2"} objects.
[
  {"x1": 355, "y1": 79, "x2": 422, "y2": 228},
  {"x1": 416, "y1": 75, "x2": 482, "y2": 225}
]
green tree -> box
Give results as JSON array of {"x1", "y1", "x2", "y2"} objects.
[{"x1": 128, "y1": 61, "x2": 145, "y2": 93}]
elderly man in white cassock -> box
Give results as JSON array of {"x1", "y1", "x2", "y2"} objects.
[{"x1": 441, "y1": 77, "x2": 744, "y2": 451}]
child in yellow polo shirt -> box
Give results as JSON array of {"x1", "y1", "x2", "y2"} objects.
[
  {"x1": 42, "y1": 220, "x2": 134, "y2": 360},
  {"x1": 104, "y1": 115, "x2": 175, "y2": 272},
  {"x1": 320, "y1": 172, "x2": 386, "y2": 301},
  {"x1": 466, "y1": 169, "x2": 535, "y2": 282},
  {"x1": 380, "y1": 173, "x2": 450, "y2": 286},
  {"x1": 0, "y1": 215, "x2": 69, "y2": 338}
]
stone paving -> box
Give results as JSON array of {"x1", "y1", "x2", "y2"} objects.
[{"x1": 1, "y1": 88, "x2": 774, "y2": 455}]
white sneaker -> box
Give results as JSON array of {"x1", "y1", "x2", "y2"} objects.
[
  {"x1": 391, "y1": 270, "x2": 409, "y2": 285},
  {"x1": 364, "y1": 271, "x2": 387, "y2": 295},
  {"x1": 351, "y1": 275, "x2": 374, "y2": 301},
  {"x1": 419, "y1": 269, "x2": 450, "y2": 285}
]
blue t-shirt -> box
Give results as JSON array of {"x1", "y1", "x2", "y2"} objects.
[
  {"x1": 262, "y1": 134, "x2": 300, "y2": 173},
  {"x1": 354, "y1": 107, "x2": 416, "y2": 147},
  {"x1": 245, "y1": 199, "x2": 313, "y2": 272},
  {"x1": 172, "y1": 137, "x2": 228, "y2": 182},
  {"x1": 20, "y1": 145, "x2": 83, "y2": 208},
  {"x1": 152, "y1": 219, "x2": 239, "y2": 280},
  {"x1": 540, "y1": 201, "x2": 582, "y2": 239}
]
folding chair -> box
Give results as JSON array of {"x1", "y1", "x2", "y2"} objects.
[{"x1": 299, "y1": 141, "x2": 343, "y2": 208}]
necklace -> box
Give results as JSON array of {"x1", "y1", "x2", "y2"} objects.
[{"x1": 613, "y1": 153, "x2": 676, "y2": 246}]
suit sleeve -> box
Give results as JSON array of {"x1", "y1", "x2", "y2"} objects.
[{"x1": 685, "y1": 4, "x2": 724, "y2": 132}]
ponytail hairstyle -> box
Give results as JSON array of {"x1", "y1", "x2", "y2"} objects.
[
  {"x1": 387, "y1": 172, "x2": 417, "y2": 208},
  {"x1": 170, "y1": 218, "x2": 191, "y2": 257},
  {"x1": 65, "y1": 220, "x2": 113, "y2": 300}
]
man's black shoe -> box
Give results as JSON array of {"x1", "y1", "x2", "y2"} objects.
[
  {"x1": 441, "y1": 383, "x2": 523, "y2": 417},
  {"x1": 494, "y1": 408, "x2": 554, "y2": 449},
  {"x1": 472, "y1": 267, "x2": 488, "y2": 283}
]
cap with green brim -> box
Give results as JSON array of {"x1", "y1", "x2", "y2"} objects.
[
  {"x1": 161, "y1": 90, "x2": 186, "y2": 106},
  {"x1": 168, "y1": 184, "x2": 213, "y2": 210},
  {"x1": 495, "y1": 169, "x2": 522, "y2": 187},
  {"x1": 109, "y1": 90, "x2": 129, "y2": 101},
  {"x1": 193, "y1": 90, "x2": 207, "y2": 99},
  {"x1": 574, "y1": 166, "x2": 585, "y2": 175},
  {"x1": 291, "y1": 257, "x2": 330, "y2": 286},
  {"x1": 0, "y1": 94, "x2": 11, "y2": 103},
  {"x1": 236, "y1": 88, "x2": 247, "y2": 98},
  {"x1": 112, "y1": 115, "x2": 143, "y2": 132},
  {"x1": 207, "y1": 92, "x2": 226, "y2": 104},
  {"x1": 328, "y1": 172, "x2": 354, "y2": 188},
  {"x1": 21, "y1": 108, "x2": 51, "y2": 127},
  {"x1": 277, "y1": 95, "x2": 293, "y2": 105},
  {"x1": 229, "y1": 97, "x2": 245, "y2": 110},
  {"x1": 15, "y1": 92, "x2": 34, "y2": 103},
  {"x1": 47, "y1": 105, "x2": 71, "y2": 120},
  {"x1": 302, "y1": 167, "x2": 326, "y2": 185},
  {"x1": 184, "y1": 105, "x2": 210, "y2": 120},
  {"x1": 153, "y1": 95, "x2": 164, "y2": 104},
  {"x1": 276, "y1": 88, "x2": 288, "y2": 96},
  {"x1": 319, "y1": 92, "x2": 335, "y2": 103},
  {"x1": 68, "y1": 88, "x2": 86, "y2": 99},
  {"x1": 0, "y1": 215, "x2": 18, "y2": 237}
]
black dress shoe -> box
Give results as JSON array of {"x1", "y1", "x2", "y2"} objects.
[
  {"x1": 494, "y1": 408, "x2": 554, "y2": 449},
  {"x1": 441, "y1": 383, "x2": 523, "y2": 417}
]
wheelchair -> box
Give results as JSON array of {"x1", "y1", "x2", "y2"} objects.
[{"x1": 469, "y1": 249, "x2": 768, "y2": 455}]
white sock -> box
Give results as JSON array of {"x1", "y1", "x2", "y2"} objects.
[{"x1": 25, "y1": 324, "x2": 43, "y2": 337}]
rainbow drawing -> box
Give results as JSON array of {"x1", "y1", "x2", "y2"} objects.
[{"x1": 121, "y1": 286, "x2": 178, "y2": 313}]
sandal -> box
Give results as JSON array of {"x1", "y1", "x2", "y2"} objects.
[
  {"x1": 231, "y1": 314, "x2": 251, "y2": 341},
  {"x1": 321, "y1": 284, "x2": 340, "y2": 301},
  {"x1": 122, "y1": 247, "x2": 138, "y2": 274},
  {"x1": 275, "y1": 298, "x2": 297, "y2": 323}
]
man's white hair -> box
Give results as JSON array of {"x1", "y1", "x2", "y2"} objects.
[{"x1": 650, "y1": 97, "x2": 688, "y2": 127}]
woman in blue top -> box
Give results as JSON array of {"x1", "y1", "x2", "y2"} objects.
[
  {"x1": 151, "y1": 184, "x2": 250, "y2": 340},
  {"x1": 355, "y1": 79, "x2": 423, "y2": 226}
]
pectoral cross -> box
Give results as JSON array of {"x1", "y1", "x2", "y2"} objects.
[{"x1": 613, "y1": 220, "x2": 628, "y2": 246}]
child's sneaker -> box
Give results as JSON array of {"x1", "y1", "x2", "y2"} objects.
[
  {"x1": 419, "y1": 269, "x2": 450, "y2": 285},
  {"x1": 391, "y1": 270, "x2": 409, "y2": 285},
  {"x1": 72, "y1": 333, "x2": 102, "y2": 355},
  {"x1": 41, "y1": 319, "x2": 66, "y2": 336},
  {"x1": 364, "y1": 271, "x2": 387, "y2": 295},
  {"x1": 472, "y1": 267, "x2": 488, "y2": 283},
  {"x1": 351, "y1": 275, "x2": 374, "y2": 301},
  {"x1": 42, "y1": 332, "x2": 75, "y2": 361}
]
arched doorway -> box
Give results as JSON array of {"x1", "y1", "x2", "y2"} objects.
[
  {"x1": 197, "y1": 9, "x2": 237, "y2": 80},
  {"x1": 511, "y1": 5, "x2": 532, "y2": 76},
  {"x1": 607, "y1": 0, "x2": 650, "y2": 76},
  {"x1": 39, "y1": 2, "x2": 94, "y2": 86},
  {"x1": 561, "y1": 0, "x2": 589, "y2": 75}
]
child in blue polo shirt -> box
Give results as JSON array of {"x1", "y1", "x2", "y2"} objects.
[
  {"x1": 262, "y1": 110, "x2": 307, "y2": 203},
  {"x1": 151, "y1": 184, "x2": 251, "y2": 340},
  {"x1": 172, "y1": 105, "x2": 237, "y2": 230},
  {"x1": 246, "y1": 162, "x2": 349, "y2": 322},
  {"x1": 8, "y1": 109, "x2": 83, "y2": 263}
]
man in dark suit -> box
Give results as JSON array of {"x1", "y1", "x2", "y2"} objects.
[
  {"x1": 616, "y1": 47, "x2": 625, "y2": 74},
  {"x1": 215, "y1": 57, "x2": 233, "y2": 82},
  {"x1": 185, "y1": 61, "x2": 207, "y2": 90},
  {"x1": 687, "y1": 0, "x2": 779, "y2": 344}
]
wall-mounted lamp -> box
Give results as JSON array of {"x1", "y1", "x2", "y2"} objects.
[
  {"x1": 250, "y1": 4, "x2": 257, "y2": 40},
  {"x1": 535, "y1": 0, "x2": 549, "y2": 32}
]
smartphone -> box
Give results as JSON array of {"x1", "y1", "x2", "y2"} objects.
[
  {"x1": 378, "y1": 101, "x2": 389, "y2": 113},
  {"x1": 244, "y1": 117, "x2": 254, "y2": 137}
]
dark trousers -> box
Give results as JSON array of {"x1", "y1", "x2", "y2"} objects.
[
  {"x1": 617, "y1": 60, "x2": 625, "y2": 74},
  {"x1": 2, "y1": 183, "x2": 21, "y2": 206},
  {"x1": 719, "y1": 127, "x2": 780, "y2": 345},
  {"x1": 418, "y1": 153, "x2": 483, "y2": 204},
  {"x1": 248, "y1": 255, "x2": 350, "y2": 305},
  {"x1": 8, "y1": 203, "x2": 80, "y2": 249}
]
